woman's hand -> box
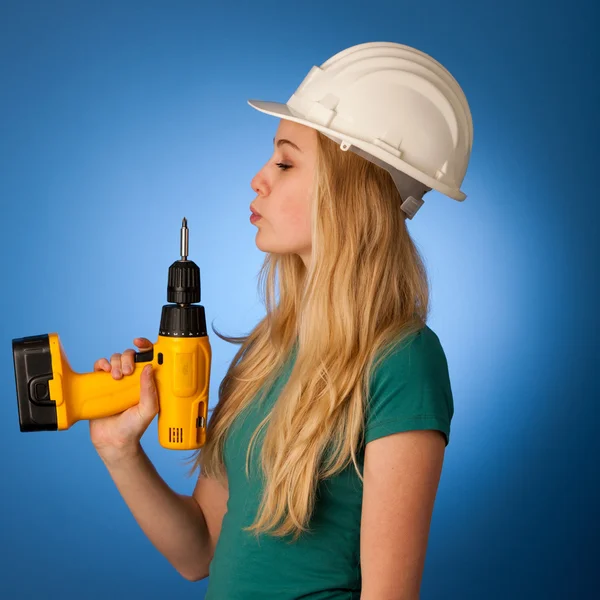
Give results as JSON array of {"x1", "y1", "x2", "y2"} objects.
[{"x1": 89, "y1": 338, "x2": 158, "y2": 463}]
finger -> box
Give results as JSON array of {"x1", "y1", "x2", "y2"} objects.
[
  {"x1": 110, "y1": 353, "x2": 123, "y2": 378},
  {"x1": 121, "y1": 348, "x2": 136, "y2": 374},
  {"x1": 134, "y1": 337, "x2": 153, "y2": 348},
  {"x1": 139, "y1": 365, "x2": 158, "y2": 421},
  {"x1": 93, "y1": 358, "x2": 111, "y2": 372}
]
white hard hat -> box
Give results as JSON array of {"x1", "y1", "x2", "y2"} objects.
[{"x1": 248, "y1": 42, "x2": 473, "y2": 219}]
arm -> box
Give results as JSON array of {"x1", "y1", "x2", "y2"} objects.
[
  {"x1": 360, "y1": 429, "x2": 446, "y2": 600},
  {"x1": 100, "y1": 443, "x2": 227, "y2": 581}
]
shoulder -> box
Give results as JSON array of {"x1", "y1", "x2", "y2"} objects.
[
  {"x1": 365, "y1": 324, "x2": 454, "y2": 446},
  {"x1": 370, "y1": 325, "x2": 450, "y2": 389}
]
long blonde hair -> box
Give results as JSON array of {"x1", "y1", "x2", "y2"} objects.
[{"x1": 182, "y1": 130, "x2": 430, "y2": 542}]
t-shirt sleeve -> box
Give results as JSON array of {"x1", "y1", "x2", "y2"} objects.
[{"x1": 364, "y1": 327, "x2": 454, "y2": 447}]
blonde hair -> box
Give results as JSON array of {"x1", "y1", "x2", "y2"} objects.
[{"x1": 181, "y1": 130, "x2": 430, "y2": 542}]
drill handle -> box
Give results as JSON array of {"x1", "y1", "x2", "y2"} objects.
[{"x1": 64, "y1": 363, "x2": 153, "y2": 425}]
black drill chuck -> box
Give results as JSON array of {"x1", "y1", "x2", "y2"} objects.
[
  {"x1": 167, "y1": 217, "x2": 201, "y2": 304},
  {"x1": 159, "y1": 217, "x2": 207, "y2": 337}
]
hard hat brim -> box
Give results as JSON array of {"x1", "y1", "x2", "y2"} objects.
[{"x1": 247, "y1": 99, "x2": 466, "y2": 202}]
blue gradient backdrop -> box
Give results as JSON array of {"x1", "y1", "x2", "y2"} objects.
[{"x1": 1, "y1": 1, "x2": 597, "y2": 598}]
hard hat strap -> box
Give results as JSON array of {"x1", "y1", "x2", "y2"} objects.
[{"x1": 321, "y1": 131, "x2": 429, "y2": 219}]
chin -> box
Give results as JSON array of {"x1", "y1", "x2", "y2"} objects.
[{"x1": 255, "y1": 237, "x2": 298, "y2": 255}]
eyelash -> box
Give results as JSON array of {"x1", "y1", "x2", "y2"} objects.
[{"x1": 276, "y1": 162, "x2": 292, "y2": 171}]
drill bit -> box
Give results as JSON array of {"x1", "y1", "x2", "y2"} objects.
[{"x1": 180, "y1": 217, "x2": 188, "y2": 261}]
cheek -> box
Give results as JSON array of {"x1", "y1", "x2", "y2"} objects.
[
  {"x1": 279, "y1": 200, "x2": 311, "y2": 232},
  {"x1": 278, "y1": 180, "x2": 312, "y2": 232}
]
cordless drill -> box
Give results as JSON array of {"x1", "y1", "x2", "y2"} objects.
[{"x1": 12, "y1": 218, "x2": 211, "y2": 450}]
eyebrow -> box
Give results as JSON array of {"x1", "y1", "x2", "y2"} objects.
[{"x1": 273, "y1": 137, "x2": 302, "y2": 153}]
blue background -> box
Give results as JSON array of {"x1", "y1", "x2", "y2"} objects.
[{"x1": 1, "y1": 1, "x2": 597, "y2": 598}]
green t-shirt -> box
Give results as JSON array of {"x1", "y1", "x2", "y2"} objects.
[{"x1": 204, "y1": 325, "x2": 453, "y2": 599}]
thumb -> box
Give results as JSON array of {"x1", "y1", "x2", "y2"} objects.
[{"x1": 139, "y1": 364, "x2": 159, "y2": 419}]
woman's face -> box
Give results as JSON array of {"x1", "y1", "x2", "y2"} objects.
[{"x1": 250, "y1": 119, "x2": 317, "y2": 268}]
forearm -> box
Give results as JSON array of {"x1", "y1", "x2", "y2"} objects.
[{"x1": 99, "y1": 444, "x2": 210, "y2": 581}]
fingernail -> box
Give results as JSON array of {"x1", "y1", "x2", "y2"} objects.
[
  {"x1": 123, "y1": 365, "x2": 131, "y2": 374},
  {"x1": 145, "y1": 364, "x2": 152, "y2": 374}
]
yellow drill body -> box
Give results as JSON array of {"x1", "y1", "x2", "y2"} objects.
[{"x1": 46, "y1": 332, "x2": 210, "y2": 449}]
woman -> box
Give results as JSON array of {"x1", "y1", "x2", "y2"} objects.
[{"x1": 91, "y1": 42, "x2": 473, "y2": 599}]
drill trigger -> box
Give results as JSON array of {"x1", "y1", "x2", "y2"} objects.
[{"x1": 134, "y1": 349, "x2": 154, "y2": 363}]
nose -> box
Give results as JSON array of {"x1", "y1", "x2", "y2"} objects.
[{"x1": 250, "y1": 167, "x2": 268, "y2": 196}]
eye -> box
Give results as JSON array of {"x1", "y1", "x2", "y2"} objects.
[{"x1": 275, "y1": 162, "x2": 292, "y2": 171}]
